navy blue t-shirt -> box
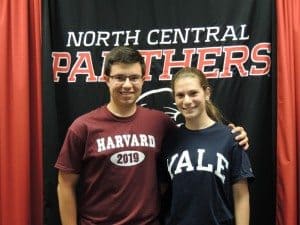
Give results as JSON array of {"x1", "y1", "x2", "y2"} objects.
[{"x1": 160, "y1": 123, "x2": 254, "y2": 225}]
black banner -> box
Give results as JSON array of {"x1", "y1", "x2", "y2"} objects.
[{"x1": 43, "y1": 1, "x2": 275, "y2": 224}]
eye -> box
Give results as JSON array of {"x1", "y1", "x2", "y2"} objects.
[
  {"x1": 110, "y1": 75, "x2": 126, "y2": 82},
  {"x1": 129, "y1": 75, "x2": 141, "y2": 82},
  {"x1": 175, "y1": 93, "x2": 184, "y2": 98},
  {"x1": 189, "y1": 91, "x2": 198, "y2": 96}
]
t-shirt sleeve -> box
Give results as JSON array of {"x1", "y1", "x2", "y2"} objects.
[
  {"x1": 54, "y1": 123, "x2": 86, "y2": 174},
  {"x1": 230, "y1": 143, "x2": 255, "y2": 184}
]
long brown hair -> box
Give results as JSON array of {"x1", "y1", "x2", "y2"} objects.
[{"x1": 171, "y1": 67, "x2": 226, "y2": 123}]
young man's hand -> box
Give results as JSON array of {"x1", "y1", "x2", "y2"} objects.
[{"x1": 228, "y1": 123, "x2": 249, "y2": 150}]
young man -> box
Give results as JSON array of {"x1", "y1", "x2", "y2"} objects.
[{"x1": 55, "y1": 46, "x2": 249, "y2": 225}]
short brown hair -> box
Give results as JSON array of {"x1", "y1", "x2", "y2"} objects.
[{"x1": 104, "y1": 46, "x2": 146, "y2": 76}]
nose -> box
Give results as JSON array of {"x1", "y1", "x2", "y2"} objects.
[
  {"x1": 122, "y1": 77, "x2": 132, "y2": 88},
  {"x1": 183, "y1": 95, "x2": 192, "y2": 104}
]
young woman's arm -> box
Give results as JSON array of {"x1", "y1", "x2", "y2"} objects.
[{"x1": 232, "y1": 179, "x2": 250, "y2": 225}]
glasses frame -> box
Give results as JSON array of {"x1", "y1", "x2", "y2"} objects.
[{"x1": 108, "y1": 74, "x2": 143, "y2": 84}]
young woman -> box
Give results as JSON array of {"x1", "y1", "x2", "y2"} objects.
[{"x1": 160, "y1": 67, "x2": 254, "y2": 225}]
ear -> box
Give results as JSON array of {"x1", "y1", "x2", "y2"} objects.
[
  {"x1": 205, "y1": 87, "x2": 211, "y2": 100},
  {"x1": 103, "y1": 75, "x2": 110, "y2": 83}
]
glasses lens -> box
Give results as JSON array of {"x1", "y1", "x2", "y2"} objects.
[{"x1": 110, "y1": 74, "x2": 142, "y2": 83}]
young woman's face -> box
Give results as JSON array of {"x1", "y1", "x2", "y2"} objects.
[{"x1": 173, "y1": 76, "x2": 210, "y2": 121}]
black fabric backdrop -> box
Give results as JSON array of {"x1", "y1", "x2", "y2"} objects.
[{"x1": 42, "y1": 1, "x2": 275, "y2": 224}]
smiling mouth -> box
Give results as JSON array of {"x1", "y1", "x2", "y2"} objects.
[
  {"x1": 182, "y1": 107, "x2": 195, "y2": 113},
  {"x1": 120, "y1": 91, "x2": 133, "y2": 94},
  {"x1": 120, "y1": 92, "x2": 134, "y2": 97}
]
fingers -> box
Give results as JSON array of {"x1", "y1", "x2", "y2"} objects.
[
  {"x1": 242, "y1": 143, "x2": 249, "y2": 150},
  {"x1": 237, "y1": 137, "x2": 249, "y2": 150},
  {"x1": 231, "y1": 126, "x2": 244, "y2": 136},
  {"x1": 228, "y1": 123, "x2": 235, "y2": 130},
  {"x1": 230, "y1": 125, "x2": 250, "y2": 150}
]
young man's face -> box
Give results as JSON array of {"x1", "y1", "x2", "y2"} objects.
[{"x1": 105, "y1": 62, "x2": 144, "y2": 111}]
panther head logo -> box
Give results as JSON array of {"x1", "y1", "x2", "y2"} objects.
[{"x1": 136, "y1": 87, "x2": 184, "y2": 126}]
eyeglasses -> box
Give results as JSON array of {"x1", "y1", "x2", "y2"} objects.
[{"x1": 108, "y1": 74, "x2": 143, "y2": 83}]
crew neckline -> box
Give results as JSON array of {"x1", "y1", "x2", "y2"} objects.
[
  {"x1": 181, "y1": 122, "x2": 217, "y2": 133},
  {"x1": 103, "y1": 105, "x2": 139, "y2": 122}
]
